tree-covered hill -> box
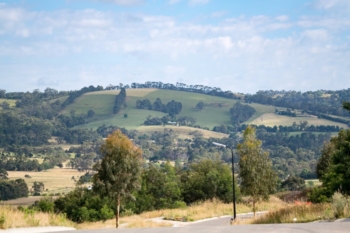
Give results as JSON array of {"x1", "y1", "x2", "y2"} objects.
[{"x1": 1, "y1": 83, "x2": 350, "y2": 181}]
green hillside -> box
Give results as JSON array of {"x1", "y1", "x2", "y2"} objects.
[
  {"x1": 61, "y1": 88, "x2": 349, "y2": 132},
  {"x1": 62, "y1": 89, "x2": 273, "y2": 130}
]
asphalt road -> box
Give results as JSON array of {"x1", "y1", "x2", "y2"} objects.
[{"x1": 44, "y1": 219, "x2": 350, "y2": 233}]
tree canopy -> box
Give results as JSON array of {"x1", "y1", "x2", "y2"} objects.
[
  {"x1": 237, "y1": 125, "x2": 277, "y2": 216},
  {"x1": 92, "y1": 129, "x2": 142, "y2": 228}
]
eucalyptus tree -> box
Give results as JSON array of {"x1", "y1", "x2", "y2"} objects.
[
  {"x1": 237, "y1": 125, "x2": 277, "y2": 216},
  {"x1": 92, "y1": 129, "x2": 142, "y2": 228}
]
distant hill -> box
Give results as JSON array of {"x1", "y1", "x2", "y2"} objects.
[{"x1": 60, "y1": 88, "x2": 349, "y2": 135}]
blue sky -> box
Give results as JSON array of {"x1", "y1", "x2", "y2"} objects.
[{"x1": 0, "y1": 0, "x2": 349, "y2": 93}]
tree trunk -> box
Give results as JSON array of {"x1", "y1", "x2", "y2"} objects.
[
  {"x1": 253, "y1": 199, "x2": 256, "y2": 217},
  {"x1": 116, "y1": 195, "x2": 120, "y2": 228}
]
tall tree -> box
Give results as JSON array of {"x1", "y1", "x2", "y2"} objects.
[
  {"x1": 343, "y1": 101, "x2": 350, "y2": 111},
  {"x1": 316, "y1": 101, "x2": 350, "y2": 197},
  {"x1": 92, "y1": 129, "x2": 142, "y2": 228},
  {"x1": 237, "y1": 125, "x2": 277, "y2": 216},
  {"x1": 318, "y1": 129, "x2": 350, "y2": 196}
]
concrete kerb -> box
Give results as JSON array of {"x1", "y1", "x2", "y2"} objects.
[{"x1": 1, "y1": 226, "x2": 76, "y2": 233}]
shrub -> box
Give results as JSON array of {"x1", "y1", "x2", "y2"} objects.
[
  {"x1": 331, "y1": 192, "x2": 350, "y2": 218},
  {"x1": 0, "y1": 213, "x2": 5, "y2": 229},
  {"x1": 34, "y1": 197, "x2": 55, "y2": 213},
  {"x1": 307, "y1": 186, "x2": 330, "y2": 203},
  {"x1": 24, "y1": 174, "x2": 31, "y2": 178}
]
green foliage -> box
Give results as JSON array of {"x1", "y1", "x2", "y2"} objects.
[
  {"x1": 0, "y1": 213, "x2": 5, "y2": 229},
  {"x1": 331, "y1": 192, "x2": 350, "y2": 218},
  {"x1": 237, "y1": 125, "x2": 277, "y2": 214},
  {"x1": 281, "y1": 176, "x2": 306, "y2": 191},
  {"x1": 87, "y1": 109, "x2": 95, "y2": 118},
  {"x1": 31, "y1": 181, "x2": 45, "y2": 196},
  {"x1": 307, "y1": 186, "x2": 331, "y2": 203},
  {"x1": 77, "y1": 172, "x2": 93, "y2": 185},
  {"x1": 230, "y1": 102, "x2": 256, "y2": 125},
  {"x1": 181, "y1": 159, "x2": 240, "y2": 204},
  {"x1": 93, "y1": 129, "x2": 142, "y2": 227},
  {"x1": 54, "y1": 187, "x2": 115, "y2": 223},
  {"x1": 196, "y1": 101, "x2": 205, "y2": 110},
  {"x1": 0, "y1": 169, "x2": 8, "y2": 180},
  {"x1": 343, "y1": 101, "x2": 350, "y2": 112},
  {"x1": 131, "y1": 162, "x2": 183, "y2": 213},
  {"x1": 318, "y1": 129, "x2": 350, "y2": 196},
  {"x1": 113, "y1": 88, "x2": 126, "y2": 114},
  {"x1": 32, "y1": 197, "x2": 55, "y2": 213},
  {"x1": 0, "y1": 179, "x2": 28, "y2": 200}
]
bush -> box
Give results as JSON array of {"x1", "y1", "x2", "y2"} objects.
[
  {"x1": 100, "y1": 204, "x2": 114, "y2": 221},
  {"x1": 34, "y1": 197, "x2": 55, "y2": 213},
  {"x1": 331, "y1": 192, "x2": 350, "y2": 218},
  {"x1": 24, "y1": 174, "x2": 31, "y2": 178},
  {"x1": 307, "y1": 186, "x2": 330, "y2": 203}
]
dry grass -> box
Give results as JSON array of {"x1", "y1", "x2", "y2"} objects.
[
  {"x1": 77, "y1": 216, "x2": 172, "y2": 229},
  {"x1": 248, "y1": 113, "x2": 349, "y2": 128},
  {"x1": 253, "y1": 203, "x2": 332, "y2": 224},
  {"x1": 136, "y1": 125, "x2": 229, "y2": 139},
  {"x1": 77, "y1": 196, "x2": 289, "y2": 229},
  {"x1": 139, "y1": 196, "x2": 289, "y2": 222},
  {"x1": 0, "y1": 205, "x2": 76, "y2": 229},
  {"x1": 85, "y1": 89, "x2": 157, "y2": 97},
  {"x1": 2, "y1": 197, "x2": 43, "y2": 206},
  {"x1": 7, "y1": 168, "x2": 84, "y2": 195}
]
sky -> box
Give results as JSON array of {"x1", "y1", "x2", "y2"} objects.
[{"x1": 0, "y1": 0, "x2": 349, "y2": 94}]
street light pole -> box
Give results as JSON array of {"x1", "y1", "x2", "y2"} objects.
[{"x1": 212, "y1": 142, "x2": 236, "y2": 222}]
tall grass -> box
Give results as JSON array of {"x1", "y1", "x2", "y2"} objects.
[
  {"x1": 253, "y1": 203, "x2": 332, "y2": 224},
  {"x1": 331, "y1": 192, "x2": 350, "y2": 218},
  {"x1": 0, "y1": 205, "x2": 76, "y2": 229},
  {"x1": 253, "y1": 192, "x2": 350, "y2": 224},
  {"x1": 139, "y1": 196, "x2": 289, "y2": 222}
]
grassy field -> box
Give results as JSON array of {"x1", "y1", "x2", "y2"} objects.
[
  {"x1": 136, "y1": 125, "x2": 229, "y2": 139},
  {"x1": 59, "y1": 88, "x2": 350, "y2": 134},
  {"x1": 0, "y1": 98, "x2": 16, "y2": 107},
  {"x1": 247, "y1": 113, "x2": 349, "y2": 128},
  {"x1": 7, "y1": 167, "x2": 84, "y2": 195},
  {"x1": 65, "y1": 89, "x2": 274, "y2": 131}
]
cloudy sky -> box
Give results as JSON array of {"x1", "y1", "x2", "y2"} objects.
[{"x1": 0, "y1": 0, "x2": 349, "y2": 93}]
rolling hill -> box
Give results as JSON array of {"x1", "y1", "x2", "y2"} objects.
[{"x1": 60, "y1": 88, "x2": 349, "y2": 135}]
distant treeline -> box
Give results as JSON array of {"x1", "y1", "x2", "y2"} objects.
[
  {"x1": 245, "y1": 89, "x2": 350, "y2": 117},
  {"x1": 130, "y1": 81, "x2": 241, "y2": 100},
  {"x1": 61, "y1": 85, "x2": 103, "y2": 108},
  {"x1": 113, "y1": 88, "x2": 126, "y2": 114},
  {"x1": 0, "y1": 179, "x2": 28, "y2": 200},
  {"x1": 136, "y1": 98, "x2": 182, "y2": 116},
  {"x1": 239, "y1": 123, "x2": 342, "y2": 133},
  {"x1": 230, "y1": 102, "x2": 256, "y2": 125}
]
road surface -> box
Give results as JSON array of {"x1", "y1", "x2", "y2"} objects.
[{"x1": 43, "y1": 218, "x2": 350, "y2": 233}]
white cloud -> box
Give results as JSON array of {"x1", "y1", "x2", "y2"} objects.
[
  {"x1": 314, "y1": 0, "x2": 350, "y2": 10},
  {"x1": 188, "y1": 0, "x2": 209, "y2": 6},
  {"x1": 275, "y1": 15, "x2": 289, "y2": 22},
  {"x1": 169, "y1": 0, "x2": 181, "y2": 4},
  {"x1": 302, "y1": 29, "x2": 331, "y2": 41},
  {"x1": 91, "y1": 0, "x2": 144, "y2": 6},
  {"x1": 211, "y1": 11, "x2": 226, "y2": 18},
  {"x1": 1, "y1": 2, "x2": 350, "y2": 93}
]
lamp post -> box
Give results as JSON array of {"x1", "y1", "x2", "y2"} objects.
[{"x1": 213, "y1": 142, "x2": 236, "y2": 222}]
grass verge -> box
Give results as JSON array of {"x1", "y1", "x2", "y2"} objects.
[
  {"x1": 0, "y1": 205, "x2": 76, "y2": 229},
  {"x1": 253, "y1": 203, "x2": 332, "y2": 224}
]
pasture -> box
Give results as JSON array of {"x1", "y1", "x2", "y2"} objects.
[
  {"x1": 7, "y1": 167, "x2": 84, "y2": 195},
  {"x1": 0, "y1": 98, "x2": 16, "y2": 107},
  {"x1": 136, "y1": 125, "x2": 229, "y2": 139},
  {"x1": 247, "y1": 113, "x2": 349, "y2": 128},
  {"x1": 67, "y1": 89, "x2": 275, "y2": 131}
]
